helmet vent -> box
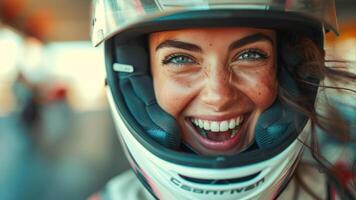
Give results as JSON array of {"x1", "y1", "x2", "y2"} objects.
[{"x1": 178, "y1": 171, "x2": 261, "y2": 185}]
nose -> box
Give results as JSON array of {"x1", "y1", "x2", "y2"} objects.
[{"x1": 200, "y1": 66, "x2": 237, "y2": 111}]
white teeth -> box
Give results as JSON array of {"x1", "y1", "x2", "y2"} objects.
[
  {"x1": 203, "y1": 121, "x2": 210, "y2": 130},
  {"x1": 229, "y1": 119, "x2": 236, "y2": 129},
  {"x1": 220, "y1": 121, "x2": 229, "y2": 132},
  {"x1": 236, "y1": 117, "x2": 241, "y2": 125},
  {"x1": 211, "y1": 122, "x2": 219, "y2": 132},
  {"x1": 193, "y1": 119, "x2": 199, "y2": 127},
  {"x1": 198, "y1": 120, "x2": 204, "y2": 128},
  {"x1": 191, "y1": 116, "x2": 244, "y2": 133}
]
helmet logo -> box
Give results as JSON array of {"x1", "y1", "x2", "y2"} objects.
[{"x1": 170, "y1": 177, "x2": 265, "y2": 195}]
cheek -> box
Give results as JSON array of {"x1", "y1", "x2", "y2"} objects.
[
  {"x1": 254, "y1": 76, "x2": 278, "y2": 108},
  {"x1": 153, "y1": 74, "x2": 197, "y2": 119},
  {"x1": 155, "y1": 81, "x2": 181, "y2": 117},
  {"x1": 238, "y1": 69, "x2": 278, "y2": 109}
]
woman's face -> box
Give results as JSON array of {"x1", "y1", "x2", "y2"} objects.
[{"x1": 149, "y1": 28, "x2": 278, "y2": 155}]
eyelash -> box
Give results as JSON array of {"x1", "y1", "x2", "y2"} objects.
[
  {"x1": 234, "y1": 49, "x2": 268, "y2": 61},
  {"x1": 162, "y1": 53, "x2": 197, "y2": 65},
  {"x1": 161, "y1": 49, "x2": 268, "y2": 66}
]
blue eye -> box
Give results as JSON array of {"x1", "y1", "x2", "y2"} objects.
[
  {"x1": 162, "y1": 54, "x2": 196, "y2": 65},
  {"x1": 236, "y1": 50, "x2": 268, "y2": 61}
]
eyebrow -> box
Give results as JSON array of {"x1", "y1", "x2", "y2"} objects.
[
  {"x1": 155, "y1": 33, "x2": 274, "y2": 52},
  {"x1": 155, "y1": 40, "x2": 202, "y2": 52},
  {"x1": 228, "y1": 33, "x2": 274, "y2": 51}
]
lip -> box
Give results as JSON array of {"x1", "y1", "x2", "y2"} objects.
[{"x1": 184, "y1": 113, "x2": 250, "y2": 152}]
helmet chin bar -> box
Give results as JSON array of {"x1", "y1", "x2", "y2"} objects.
[{"x1": 106, "y1": 87, "x2": 310, "y2": 200}]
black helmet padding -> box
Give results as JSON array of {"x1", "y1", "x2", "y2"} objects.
[{"x1": 114, "y1": 37, "x2": 181, "y2": 149}]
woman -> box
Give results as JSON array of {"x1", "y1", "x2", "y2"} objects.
[
  {"x1": 90, "y1": 0, "x2": 355, "y2": 199},
  {"x1": 149, "y1": 27, "x2": 278, "y2": 156}
]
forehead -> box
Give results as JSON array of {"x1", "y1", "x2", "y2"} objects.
[{"x1": 149, "y1": 27, "x2": 276, "y2": 44}]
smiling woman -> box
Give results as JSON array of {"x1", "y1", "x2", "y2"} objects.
[
  {"x1": 149, "y1": 28, "x2": 277, "y2": 155},
  {"x1": 90, "y1": 0, "x2": 356, "y2": 200}
]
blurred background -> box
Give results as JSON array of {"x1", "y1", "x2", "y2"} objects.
[
  {"x1": 0, "y1": 0, "x2": 355, "y2": 200},
  {"x1": 0, "y1": 1, "x2": 129, "y2": 200}
]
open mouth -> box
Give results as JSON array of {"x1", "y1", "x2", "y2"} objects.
[
  {"x1": 191, "y1": 116, "x2": 244, "y2": 141},
  {"x1": 185, "y1": 114, "x2": 250, "y2": 151}
]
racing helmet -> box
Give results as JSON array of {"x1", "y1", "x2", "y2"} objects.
[{"x1": 91, "y1": 1, "x2": 338, "y2": 199}]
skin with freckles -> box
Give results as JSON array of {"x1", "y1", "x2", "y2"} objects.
[{"x1": 149, "y1": 28, "x2": 278, "y2": 155}]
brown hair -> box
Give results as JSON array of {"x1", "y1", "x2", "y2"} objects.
[{"x1": 278, "y1": 32, "x2": 356, "y2": 199}]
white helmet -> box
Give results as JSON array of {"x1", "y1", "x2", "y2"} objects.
[{"x1": 91, "y1": 1, "x2": 338, "y2": 199}]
